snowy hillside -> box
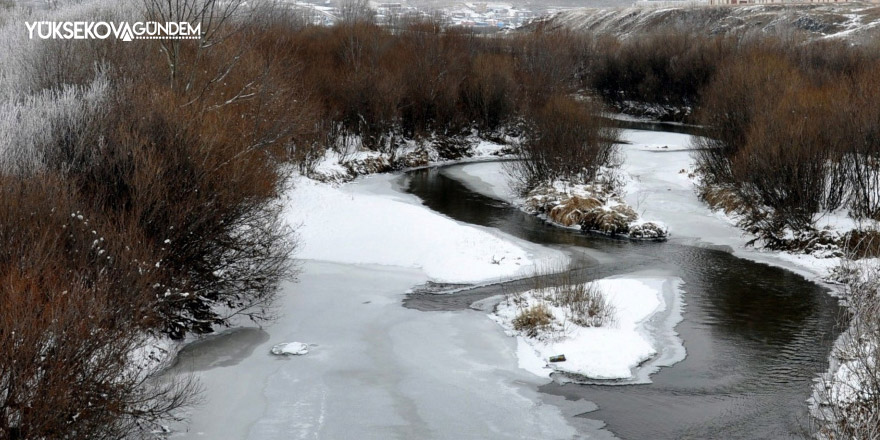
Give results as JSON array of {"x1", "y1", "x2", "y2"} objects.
[{"x1": 534, "y1": 3, "x2": 880, "y2": 42}]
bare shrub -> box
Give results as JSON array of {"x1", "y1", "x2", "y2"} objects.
[
  {"x1": 339, "y1": 0, "x2": 376, "y2": 24},
  {"x1": 729, "y1": 83, "x2": 847, "y2": 235},
  {"x1": 839, "y1": 64, "x2": 880, "y2": 221},
  {"x1": 461, "y1": 53, "x2": 518, "y2": 131},
  {"x1": 513, "y1": 30, "x2": 587, "y2": 107},
  {"x1": 587, "y1": 31, "x2": 735, "y2": 118},
  {"x1": 691, "y1": 40, "x2": 876, "y2": 242},
  {"x1": 693, "y1": 49, "x2": 803, "y2": 187},
  {"x1": 396, "y1": 19, "x2": 469, "y2": 137},
  {"x1": 0, "y1": 175, "x2": 198, "y2": 439},
  {"x1": 508, "y1": 95, "x2": 619, "y2": 194}
]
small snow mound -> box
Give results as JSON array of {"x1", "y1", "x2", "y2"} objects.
[{"x1": 271, "y1": 342, "x2": 309, "y2": 356}]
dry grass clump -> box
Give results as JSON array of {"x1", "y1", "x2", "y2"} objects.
[
  {"x1": 700, "y1": 185, "x2": 745, "y2": 216},
  {"x1": 513, "y1": 304, "x2": 555, "y2": 338},
  {"x1": 548, "y1": 282, "x2": 615, "y2": 328},
  {"x1": 508, "y1": 264, "x2": 616, "y2": 340},
  {"x1": 580, "y1": 204, "x2": 638, "y2": 236},
  {"x1": 629, "y1": 222, "x2": 669, "y2": 240},
  {"x1": 525, "y1": 183, "x2": 666, "y2": 239},
  {"x1": 548, "y1": 195, "x2": 603, "y2": 227}
]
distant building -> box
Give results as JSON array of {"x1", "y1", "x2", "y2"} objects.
[
  {"x1": 376, "y1": 2, "x2": 402, "y2": 13},
  {"x1": 635, "y1": 0, "x2": 706, "y2": 7}
]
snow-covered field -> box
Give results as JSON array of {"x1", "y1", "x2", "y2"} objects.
[{"x1": 490, "y1": 275, "x2": 684, "y2": 381}]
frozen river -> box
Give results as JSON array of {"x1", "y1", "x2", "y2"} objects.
[{"x1": 168, "y1": 125, "x2": 843, "y2": 439}]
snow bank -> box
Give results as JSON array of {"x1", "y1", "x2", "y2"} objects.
[
  {"x1": 491, "y1": 276, "x2": 678, "y2": 380},
  {"x1": 284, "y1": 174, "x2": 567, "y2": 283},
  {"x1": 441, "y1": 161, "x2": 519, "y2": 203},
  {"x1": 307, "y1": 133, "x2": 515, "y2": 183}
]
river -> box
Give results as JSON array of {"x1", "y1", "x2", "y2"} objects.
[{"x1": 168, "y1": 124, "x2": 843, "y2": 439}]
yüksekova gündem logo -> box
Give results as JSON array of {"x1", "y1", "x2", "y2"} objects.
[{"x1": 25, "y1": 21, "x2": 201, "y2": 41}]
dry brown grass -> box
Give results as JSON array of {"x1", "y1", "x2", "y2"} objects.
[
  {"x1": 843, "y1": 230, "x2": 880, "y2": 259},
  {"x1": 700, "y1": 185, "x2": 744, "y2": 216},
  {"x1": 549, "y1": 282, "x2": 614, "y2": 328},
  {"x1": 548, "y1": 196, "x2": 603, "y2": 227},
  {"x1": 580, "y1": 204, "x2": 638, "y2": 236},
  {"x1": 513, "y1": 304, "x2": 555, "y2": 338}
]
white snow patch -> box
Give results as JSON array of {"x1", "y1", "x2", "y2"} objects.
[
  {"x1": 491, "y1": 276, "x2": 679, "y2": 380},
  {"x1": 270, "y1": 342, "x2": 309, "y2": 356},
  {"x1": 472, "y1": 138, "x2": 510, "y2": 157},
  {"x1": 441, "y1": 161, "x2": 519, "y2": 203},
  {"x1": 284, "y1": 173, "x2": 567, "y2": 283}
]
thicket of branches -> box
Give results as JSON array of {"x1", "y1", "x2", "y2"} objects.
[
  {"x1": 815, "y1": 253, "x2": 880, "y2": 439},
  {"x1": 585, "y1": 31, "x2": 735, "y2": 115},
  {"x1": 507, "y1": 95, "x2": 618, "y2": 193},
  {"x1": 582, "y1": 28, "x2": 880, "y2": 247},
  {"x1": 692, "y1": 40, "x2": 880, "y2": 246},
  {"x1": 0, "y1": 0, "x2": 310, "y2": 436}
]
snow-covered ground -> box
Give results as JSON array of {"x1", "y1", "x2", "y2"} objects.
[
  {"x1": 284, "y1": 173, "x2": 567, "y2": 283},
  {"x1": 490, "y1": 275, "x2": 685, "y2": 381}
]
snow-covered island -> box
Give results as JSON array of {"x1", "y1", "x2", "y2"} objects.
[{"x1": 490, "y1": 276, "x2": 684, "y2": 381}]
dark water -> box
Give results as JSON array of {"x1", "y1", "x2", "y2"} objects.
[{"x1": 401, "y1": 163, "x2": 845, "y2": 439}]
